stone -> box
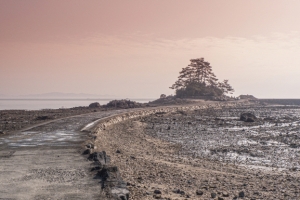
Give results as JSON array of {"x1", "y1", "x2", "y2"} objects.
[
  {"x1": 196, "y1": 190, "x2": 203, "y2": 195},
  {"x1": 239, "y1": 191, "x2": 245, "y2": 198},
  {"x1": 35, "y1": 116, "x2": 53, "y2": 120},
  {"x1": 0, "y1": 130, "x2": 6, "y2": 135},
  {"x1": 172, "y1": 189, "x2": 185, "y2": 195},
  {"x1": 154, "y1": 189, "x2": 162, "y2": 194},
  {"x1": 240, "y1": 113, "x2": 257, "y2": 122},
  {"x1": 211, "y1": 192, "x2": 217, "y2": 198},
  {"x1": 89, "y1": 102, "x2": 101, "y2": 108},
  {"x1": 86, "y1": 143, "x2": 94, "y2": 149},
  {"x1": 88, "y1": 151, "x2": 109, "y2": 165},
  {"x1": 222, "y1": 191, "x2": 229, "y2": 197},
  {"x1": 116, "y1": 149, "x2": 122, "y2": 153},
  {"x1": 82, "y1": 149, "x2": 91, "y2": 155},
  {"x1": 111, "y1": 187, "x2": 130, "y2": 200}
]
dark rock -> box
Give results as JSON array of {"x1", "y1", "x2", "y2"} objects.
[
  {"x1": 116, "y1": 149, "x2": 122, "y2": 153},
  {"x1": 89, "y1": 102, "x2": 101, "y2": 108},
  {"x1": 211, "y1": 192, "x2": 217, "y2": 198},
  {"x1": 173, "y1": 189, "x2": 185, "y2": 195},
  {"x1": 290, "y1": 144, "x2": 299, "y2": 148},
  {"x1": 153, "y1": 194, "x2": 161, "y2": 199},
  {"x1": 86, "y1": 143, "x2": 94, "y2": 149},
  {"x1": 35, "y1": 116, "x2": 53, "y2": 120},
  {"x1": 218, "y1": 197, "x2": 224, "y2": 200},
  {"x1": 82, "y1": 149, "x2": 91, "y2": 155},
  {"x1": 196, "y1": 190, "x2": 203, "y2": 195},
  {"x1": 0, "y1": 130, "x2": 6, "y2": 135},
  {"x1": 154, "y1": 189, "x2": 162, "y2": 194},
  {"x1": 88, "y1": 151, "x2": 109, "y2": 165},
  {"x1": 240, "y1": 113, "x2": 257, "y2": 122},
  {"x1": 239, "y1": 191, "x2": 245, "y2": 198}
]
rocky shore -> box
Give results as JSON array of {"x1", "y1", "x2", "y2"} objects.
[
  {"x1": 88, "y1": 101, "x2": 300, "y2": 199},
  {"x1": 2, "y1": 99, "x2": 300, "y2": 199}
]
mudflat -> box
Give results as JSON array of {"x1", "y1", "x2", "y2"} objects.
[{"x1": 94, "y1": 102, "x2": 300, "y2": 199}]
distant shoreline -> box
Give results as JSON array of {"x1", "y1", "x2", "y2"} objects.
[{"x1": 0, "y1": 98, "x2": 155, "y2": 101}]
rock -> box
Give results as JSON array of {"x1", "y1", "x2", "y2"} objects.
[
  {"x1": 196, "y1": 190, "x2": 203, "y2": 195},
  {"x1": 222, "y1": 191, "x2": 229, "y2": 197},
  {"x1": 35, "y1": 116, "x2": 53, "y2": 120},
  {"x1": 239, "y1": 191, "x2": 245, "y2": 198},
  {"x1": 86, "y1": 143, "x2": 94, "y2": 149},
  {"x1": 89, "y1": 102, "x2": 101, "y2": 108},
  {"x1": 82, "y1": 149, "x2": 91, "y2": 155},
  {"x1": 0, "y1": 130, "x2": 6, "y2": 135},
  {"x1": 240, "y1": 113, "x2": 257, "y2": 122},
  {"x1": 88, "y1": 151, "x2": 109, "y2": 165},
  {"x1": 290, "y1": 144, "x2": 299, "y2": 148},
  {"x1": 211, "y1": 192, "x2": 217, "y2": 198},
  {"x1": 153, "y1": 194, "x2": 161, "y2": 199},
  {"x1": 218, "y1": 197, "x2": 224, "y2": 200},
  {"x1": 154, "y1": 189, "x2": 162, "y2": 194},
  {"x1": 116, "y1": 149, "x2": 122, "y2": 153},
  {"x1": 173, "y1": 189, "x2": 185, "y2": 195}
]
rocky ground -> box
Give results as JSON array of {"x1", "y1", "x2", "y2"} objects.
[{"x1": 94, "y1": 104, "x2": 300, "y2": 200}]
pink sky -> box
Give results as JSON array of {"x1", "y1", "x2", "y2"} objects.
[{"x1": 1, "y1": 0, "x2": 300, "y2": 98}]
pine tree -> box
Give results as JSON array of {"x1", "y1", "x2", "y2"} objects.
[{"x1": 170, "y1": 58, "x2": 234, "y2": 97}]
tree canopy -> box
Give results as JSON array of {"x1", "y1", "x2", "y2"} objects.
[{"x1": 170, "y1": 58, "x2": 234, "y2": 98}]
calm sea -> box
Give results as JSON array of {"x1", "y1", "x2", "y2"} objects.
[{"x1": 0, "y1": 99, "x2": 155, "y2": 110}]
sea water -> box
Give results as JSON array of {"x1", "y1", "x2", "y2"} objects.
[{"x1": 0, "y1": 99, "x2": 155, "y2": 110}]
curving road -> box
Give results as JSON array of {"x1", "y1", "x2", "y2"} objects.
[{"x1": 0, "y1": 109, "x2": 130, "y2": 200}]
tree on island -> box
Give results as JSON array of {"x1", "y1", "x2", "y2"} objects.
[{"x1": 170, "y1": 58, "x2": 234, "y2": 98}]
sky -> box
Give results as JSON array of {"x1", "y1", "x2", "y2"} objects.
[{"x1": 1, "y1": 0, "x2": 300, "y2": 98}]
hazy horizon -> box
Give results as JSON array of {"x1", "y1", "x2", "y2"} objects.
[{"x1": 1, "y1": 1, "x2": 300, "y2": 98}]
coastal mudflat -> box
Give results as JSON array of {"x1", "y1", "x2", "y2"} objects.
[{"x1": 95, "y1": 103, "x2": 300, "y2": 199}]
